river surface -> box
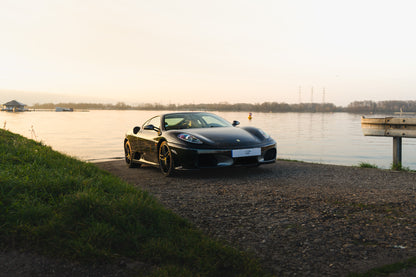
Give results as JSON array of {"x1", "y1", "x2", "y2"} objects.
[{"x1": 2, "y1": 110, "x2": 416, "y2": 169}]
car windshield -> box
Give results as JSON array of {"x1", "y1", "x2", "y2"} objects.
[{"x1": 164, "y1": 113, "x2": 233, "y2": 130}]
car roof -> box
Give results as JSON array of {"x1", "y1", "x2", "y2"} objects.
[{"x1": 161, "y1": 111, "x2": 213, "y2": 117}]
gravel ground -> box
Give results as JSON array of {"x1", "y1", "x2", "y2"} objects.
[
  {"x1": 96, "y1": 160, "x2": 416, "y2": 276},
  {"x1": 2, "y1": 160, "x2": 416, "y2": 276}
]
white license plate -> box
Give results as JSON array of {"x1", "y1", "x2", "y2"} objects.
[{"x1": 232, "y1": 148, "x2": 261, "y2": 158}]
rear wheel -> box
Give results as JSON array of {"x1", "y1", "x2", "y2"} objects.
[
  {"x1": 124, "y1": 140, "x2": 140, "y2": 168},
  {"x1": 159, "y1": 141, "x2": 174, "y2": 176}
]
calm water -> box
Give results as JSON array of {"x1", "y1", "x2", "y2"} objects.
[{"x1": 2, "y1": 110, "x2": 416, "y2": 169}]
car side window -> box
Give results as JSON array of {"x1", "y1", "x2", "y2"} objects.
[{"x1": 146, "y1": 116, "x2": 161, "y2": 129}]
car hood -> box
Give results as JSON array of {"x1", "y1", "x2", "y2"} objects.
[{"x1": 177, "y1": 127, "x2": 263, "y2": 148}]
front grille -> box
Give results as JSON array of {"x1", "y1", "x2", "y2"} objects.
[
  {"x1": 234, "y1": 156, "x2": 258, "y2": 165},
  {"x1": 198, "y1": 154, "x2": 218, "y2": 167}
]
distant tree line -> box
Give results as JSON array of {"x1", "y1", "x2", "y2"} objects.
[
  {"x1": 345, "y1": 100, "x2": 416, "y2": 114},
  {"x1": 31, "y1": 102, "x2": 130, "y2": 110},
  {"x1": 31, "y1": 100, "x2": 416, "y2": 113},
  {"x1": 31, "y1": 101, "x2": 340, "y2": 112}
]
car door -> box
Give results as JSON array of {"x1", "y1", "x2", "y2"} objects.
[{"x1": 139, "y1": 116, "x2": 161, "y2": 164}]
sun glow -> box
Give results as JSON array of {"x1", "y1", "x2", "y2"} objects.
[{"x1": 1, "y1": 0, "x2": 416, "y2": 105}]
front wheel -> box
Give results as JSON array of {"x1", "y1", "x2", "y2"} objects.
[{"x1": 159, "y1": 141, "x2": 174, "y2": 176}]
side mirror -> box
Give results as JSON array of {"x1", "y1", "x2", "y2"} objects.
[
  {"x1": 144, "y1": 124, "x2": 161, "y2": 134},
  {"x1": 232, "y1": 120, "x2": 240, "y2": 127},
  {"x1": 133, "y1": 126, "x2": 140, "y2": 134},
  {"x1": 144, "y1": 124, "x2": 155, "y2": 131}
]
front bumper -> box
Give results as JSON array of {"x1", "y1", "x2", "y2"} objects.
[{"x1": 169, "y1": 143, "x2": 277, "y2": 169}]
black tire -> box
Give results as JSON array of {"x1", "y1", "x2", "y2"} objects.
[
  {"x1": 158, "y1": 141, "x2": 174, "y2": 176},
  {"x1": 124, "y1": 140, "x2": 140, "y2": 168}
]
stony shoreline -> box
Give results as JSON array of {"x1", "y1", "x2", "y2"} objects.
[{"x1": 96, "y1": 160, "x2": 416, "y2": 276}]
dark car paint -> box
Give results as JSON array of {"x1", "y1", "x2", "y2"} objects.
[
  {"x1": 172, "y1": 127, "x2": 263, "y2": 148},
  {"x1": 129, "y1": 127, "x2": 161, "y2": 165},
  {"x1": 124, "y1": 112, "x2": 277, "y2": 174}
]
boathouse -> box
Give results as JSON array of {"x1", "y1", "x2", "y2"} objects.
[{"x1": 2, "y1": 100, "x2": 27, "y2": 112}]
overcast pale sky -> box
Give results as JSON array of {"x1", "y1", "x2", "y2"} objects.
[{"x1": 1, "y1": 0, "x2": 416, "y2": 106}]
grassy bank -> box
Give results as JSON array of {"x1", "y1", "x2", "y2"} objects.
[{"x1": 0, "y1": 129, "x2": 266, "y2": 276}]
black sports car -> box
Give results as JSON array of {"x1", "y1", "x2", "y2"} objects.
[{"x1": 124, "y1": 112, "x2": 277, "y2": 176}]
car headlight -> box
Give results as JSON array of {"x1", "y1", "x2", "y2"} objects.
[{"x1": 177, "y1": 134, "x2": 203, "y2": 144}]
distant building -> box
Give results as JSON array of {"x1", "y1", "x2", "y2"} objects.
[{"x1": 2, "y1": 100, "x2": 28, "y2": 112}]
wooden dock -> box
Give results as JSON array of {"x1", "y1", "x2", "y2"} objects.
[
  {"x1": 361, "y1": 116, "x2": 416, "y2": 168},
  {"x1": 361, "y1": 117, "x2": 416, "y2": 138}
]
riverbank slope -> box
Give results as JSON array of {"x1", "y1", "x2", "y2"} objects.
[{"x1": 0, "y1": 129, "x2": 265, "y2": 276}]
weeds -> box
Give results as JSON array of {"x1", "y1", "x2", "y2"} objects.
[
  {"x1": 391, "y1": 162, "x2": 413, "y2": 172},
  {"x1": 358, "y1": 162, "x2": 379, "y2": 169}
]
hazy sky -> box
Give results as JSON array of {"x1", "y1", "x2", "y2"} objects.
[{"x1": 1, "y1": 0, "x2": 416, "y2": 106}]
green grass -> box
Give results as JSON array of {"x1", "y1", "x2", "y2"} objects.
[
  {"x1": 0, "y1": 129, "x2": 267, "y2": 276},
  {"x1": 390, "y1": 162, "x2": 413, "y2": 172},
  {"x1": 359, "y1": 162, "x2": 416, "y2": 172},
  {"x1": 358, "y1": 162, "x2": 379, "y2": 169}
]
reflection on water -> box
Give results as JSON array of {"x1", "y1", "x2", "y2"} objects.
[{"x1": 2, "y1": 110, "x2": 416, "y2": 169}]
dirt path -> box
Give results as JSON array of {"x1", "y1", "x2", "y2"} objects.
[{"x1": 95, "y1": 159, "x2": 416, "y2": 276}]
